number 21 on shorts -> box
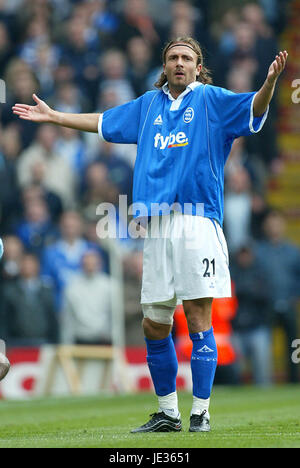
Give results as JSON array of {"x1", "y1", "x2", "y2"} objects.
[{"x1": 203, "y1": 258, "x2": 215, "y2": 277}]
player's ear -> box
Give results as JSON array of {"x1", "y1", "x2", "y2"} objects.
[
  {"x1": 163, "y1": 63, "x2": 166, "y2": 75},
  {"x1": 196, "y1": 64, "x2": 202, "y2": 77}
]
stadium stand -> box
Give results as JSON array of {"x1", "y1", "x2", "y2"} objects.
[{"x1": 0, "y1": 0, "x2": 298, "y2": 393}]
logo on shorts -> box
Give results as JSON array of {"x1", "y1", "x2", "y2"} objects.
[{"x1": 183, "y1": 107, "x2": 194, "y2": 123}]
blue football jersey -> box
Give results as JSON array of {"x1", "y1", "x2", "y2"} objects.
[{"x1": 98, "y1": 82, "x2": 268, "y2": 226}]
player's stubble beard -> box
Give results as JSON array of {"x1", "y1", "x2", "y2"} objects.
[
  {"x1": 166, "y1": 67, "x2": 199, "y2": 97},
  {"x1": 168, "y1": 74, "x2": 196, "y2": 96}
]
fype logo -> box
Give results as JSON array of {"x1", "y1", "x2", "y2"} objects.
[{"x1": 154, "y1": 131, "x2": 189, "y2": 150}]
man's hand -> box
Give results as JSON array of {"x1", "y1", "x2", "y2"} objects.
[
  {"x1": 12, "y1": 94, "x2": 54, "y2": 123},
  {"x1": 266, "y1": 50, "x2": 288, "y2": 86},
  {"x1": 253, "y1": 50, "x2": 288, "y2": 117},
  {"x1": 12, "y1": 94, "x2": 100, "y2": 133}
]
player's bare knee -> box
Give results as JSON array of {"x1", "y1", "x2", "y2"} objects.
[
  {"x1": 142, "y1": 317, "x2": 172, "y2": 340},
  {"x1": 141, "y1": 303, "x2": 175, "y2": 339},
  {"x1": 183, "y1": 298, "x2": 213, "y2": 333}
]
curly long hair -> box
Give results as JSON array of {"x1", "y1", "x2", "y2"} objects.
[{"x1": 154, "y1": 36, "x2": 212, "y2": 89}]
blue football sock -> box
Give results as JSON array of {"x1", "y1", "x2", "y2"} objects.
[
  {"x1": 145, "y1": 334, "x2": 178, "y2": 397},
  {"x1": 190, "y1": 327, "x2": 218, "y2": 399}
]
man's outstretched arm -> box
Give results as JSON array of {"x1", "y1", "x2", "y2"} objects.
[
  {"x1": 12, "y1": 94, "x2": 100, "y2": 133},
  {"x1": 253, "y1": 50, "x2": 288, "y2": 117}
]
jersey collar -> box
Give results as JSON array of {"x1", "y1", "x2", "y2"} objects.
[{"x1": 162, "y1": 81, "x2": 202, "y2": 101}]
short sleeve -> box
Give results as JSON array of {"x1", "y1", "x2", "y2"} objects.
[
  {"x1": 98, "y1": 96, "x2": 143, "y2": 144},
  {"x1": 204, "y1": 85, "x2": 269, "y2": 139}
]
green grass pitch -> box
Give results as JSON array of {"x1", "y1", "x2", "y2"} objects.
[{"x1": 0, "y1": 385, "x2": 299, "y2": 448}]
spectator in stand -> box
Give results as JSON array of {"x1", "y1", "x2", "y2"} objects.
[
  {"x1": 0, "y1": 1, "x2": 19, "y2": 38},
  {"x1": 169, "y1": 17, "x2": 194, "y2": 44},
  {"x1": 97, "y1": 83, "x2": 124, "y2": 112},
  {"x1": 17, "y1": 123, "x2": 75, "y2": 207},
  {"x1": 214, "y1": 6, "x2": 278, "y2": 167},
  {"x1": 213, "y1": 20, "x2": 258, "y2": 88},
  {"x1": 14, "y1": 193, "x2": 58, "y2": 258},
  {"x1": 80, "y1": 160, "x2": 134, "y2": 251},
  {"x1": 231, "y1": 245, "x2": 272, "y2": 385},
  {"x1": 80, "y1": 161, "x2": 119, "y2": 221},
  {"x1": 226, "y1": 64, "x2": 253, "y2": 93},
  {"x1": 259, "y1": 0, "x2": 290, "y2": 35},
  {"x1": 113, "y1": 0, "x2": 161, "y2": 59},
  {"x1": 28, "y1": 41, "x2": 60, "y2": 98},
  {"x1": 52, "y1": 60, "x2": 79, "y2": 96},
  {"x1": 225, "y1": 136, "x2": 263, "y2": 186},
  {"x1": 2, "y1": 58, "x2": 39, "y2": 148},
  {"x1": 41, "y1": 210, "x2": 99, "y2": 311},
  {"x1": 0, "y1": 21, "x2": 13, "y2": 76},
  {"x1": 0, "y1": 235, "x2": 24, "y2": 284},
  {"x1": 255, "y1": 210, "x2": 300, "y2": 383},
  {"x1": 50, "y1": 81, "x2": 90, "y2": 114},
  {"x1": 59, "y1": 14, "x2": 101, "y2": 104},
  {"x1": 242, "y1": 3, "x2": 273, "y2": 38},
  {"x1": 242, "y1": 2, "x2": 278, "y2": 87},
  {"x1": 226, "y1": 66, "x2": 269, "y2": 184},
  {"x1": 168, "y1": 1, "x2": 208, "y2": 48},
  {"x1": 127, "y1": 36, "x2": 154, "y2": 97},
  {"x1": 0, "y1": 124, "x2": 22, "y2": 232},
  {"x1": 83, "y1": 218, "x2": 109, "y2": 274},
  {"x1": 95, "y1": 141, "x2": 134, "y2": 206},
  {"x1": 15, "y1": 0, "x2": 52, "y2": 31},
  {"x1": 0, "y1": 252, "x2": 58, "y2": 347},
  {"x1": 89, "y1": 0, "x2": 119, "y2": 48},
  {"x1": 54, "y1": 126, "x2": 87, "y2": 190},
  {"x1": 215, "y1": 8, "x2": 240, "y2": 56},
  {"x1": 99, "y1": 49, "x2": 136, "y2": 104},
  {"x1": 241, "y1": 3, "x2": 279, "y2": 167},
  {"x1": 60, "y1": 250, "x2": 115, "y2": 345},
  {"x1": 21, "y1": 183, "x2": 63, "y2": 225},
  {"x1": 18, "y1": 17, "x2": 51, "y2": 68},
  {"x1": 224, "y1": 166, "x2": 253, "y2": 254},
  {"x1": 250, "y1": 192, "x2": 270, "y2": 241}
]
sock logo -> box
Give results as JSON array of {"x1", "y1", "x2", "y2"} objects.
[{"x1": 197, "y1": 345, "x2": 214, "y2": 353}]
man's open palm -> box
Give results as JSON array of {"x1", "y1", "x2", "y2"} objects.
[
  {"x1": 267, "y1": 50, "x2": 288, "y2": 85},
  {"x1": 12, "y1": 94, "x2": 53, "y2": 123}
]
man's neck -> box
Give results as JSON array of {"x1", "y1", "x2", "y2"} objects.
[
  {"x1": 163, "y1": 80, "x2": 200, "y2": 100},
  {"x1": 169, "y1": 86, "x2": 186, "y2": 99}
]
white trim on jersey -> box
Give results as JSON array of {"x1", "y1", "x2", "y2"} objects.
[
  {"x1": 98, "y1": 113, "x2": 104, "y2": 140},
  {"x1": 162, "y1": 81, "x2": 203, "y2": 111},
  {"x1": 249, "y1": 93, "x2": 269, "y2": 133}
]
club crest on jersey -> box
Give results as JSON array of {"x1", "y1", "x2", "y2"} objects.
[
  {"x1": 183, "y1": 107, "x2": 194, "y2": 123},
  {"x1": 154, "y1": 132, "x2": 189, "y2": 150}
]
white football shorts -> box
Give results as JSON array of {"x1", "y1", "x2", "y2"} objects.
[{"x1": 141, "y1": 212, "x2": 231, "y2": 305}]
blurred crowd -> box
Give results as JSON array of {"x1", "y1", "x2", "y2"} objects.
[{"x1": 0, "y1": 0, "x2": 299, "y2": 384}]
